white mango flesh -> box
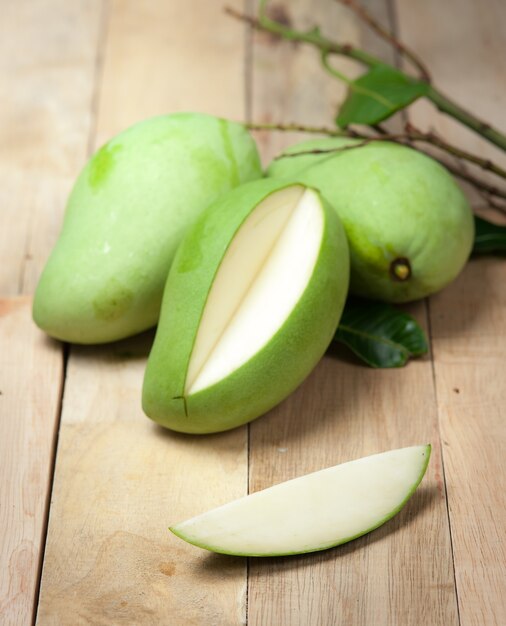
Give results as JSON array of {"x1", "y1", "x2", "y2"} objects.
[
  {"x1": 171, "y1": 445, "x2": 431, "y2": 556},
  {"x1": 186, "y1": 188, "x2": 324, "y2": 394}
]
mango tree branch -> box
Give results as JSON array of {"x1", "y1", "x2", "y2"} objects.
[
  {"x1": 246, "y1": 121, "x2": 361, "y2": 137},
  {"x1": 245, "y1": 121, "x2": 506, "y2": 207},
  {"x1": 225, "y1": 4, "x2": 506, "y2": 151},
  {"x1": 224, "y1": 6, "x2": 381, "y2": 68},
  {"x1": 425, "y1": 86, "x2": 506, "y2": 151},
  {"x1": 405, "y1": 123, "x2": 506, "y2": 180},
  {"x1": 246, "y1": 121, "x2": 506, "y2": 182},
  {"x1": 336, "y1": 0, "x2": 506, "y2": 151},
  {"x1": 335, "y1": 0, "x2": 431, "y2": 82},
  {"x1": 441, "y1": 164, "x2": 506, "y2": 207}
]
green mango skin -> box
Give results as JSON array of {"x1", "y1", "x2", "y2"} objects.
[
  {"x1": 33, "y1": 113, "x2": 262, "y2": 344},
  {"x1": 268, "y1": 138, "x2": 475, "y2": 302},
  {"x1": 142, "y1": 179, "x2": 350, "y2": 434}
]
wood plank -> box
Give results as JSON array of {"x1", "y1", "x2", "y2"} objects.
[
  {"x1": 396, "y1": 1, "x2": 506, "y2": 624},
  {"x1": 429, "y1": 261, "x2": 506, "y2": 626},
  {"x1": 248, "y1": 1, "x2": 458, "y2": 624},
  {"x1": 94, "y1": 0, "x2": 251, "y2": 145},
  {"x1": 0, "y1": 0, "x2": 104, "y2": 295},
  {"x1": 36, "y1": 335, "x2": 247, "y2": 625},
  {"x1": 248, "y1": 339, "x2": 458, "y2": 626},
  {"x1": 0, "y1": 298, "x2": 63, "y2": 625},
  {"x1": 37, "y1": 1, "x2": 249, "y2": 623},
  {"x1": 395, "y1": 0, "x2": 506, "y2": 166},
  {"x1": 0, "y1": 2, "x2": 103, "y2": 623},
  {"x1": 249, "y1": 0, "x2": 401, "y2": 165}
]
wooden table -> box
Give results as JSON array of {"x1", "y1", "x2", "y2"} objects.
[{"x1": 1, "y1": 1, "x2": 505, "y2": 624}]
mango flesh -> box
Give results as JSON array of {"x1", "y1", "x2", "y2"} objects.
[
  {"x1": 142, "y1": 179, "x2": 350, "y2": 434},
  {"x1": 268, "y1": 138, "x2": 475, "y2": 302},
  {"x1": 171, "y1": 445, "x2": 431, "y2": 556},
  {"x1": 33, "y1": 113, "x2": 262, "y2": 343}
]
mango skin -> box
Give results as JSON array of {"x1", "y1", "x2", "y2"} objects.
[
  {"x1": 33, "y1": 113, "x2": 262, "y2": 343},
  {"x1": 142, "y1": 179, "x2": 350, "y2": 434},
  {"x1": 268, "y1": 138, "x2": 475, "y2": 302}
]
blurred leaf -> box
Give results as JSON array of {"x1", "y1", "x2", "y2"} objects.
[
  {"x1": 336, "y1": 65, "x2": 429, "y2": 128},
  {"x1": 473, "y1": 215, "x2": 506, "y2": 254},
  {"x1": 334, "y1": 298, "x2": 428, "y2": 368}
]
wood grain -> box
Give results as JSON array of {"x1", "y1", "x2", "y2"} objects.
[
  {"x1": 0, "y1": 299, "x2": 63, "y2": 625},
  {"x1": 395, "y1": 0, "x2": 506, "y2": 165},
  {"x1": 94, "y1": 0, "x2": 251, "y2": 146},
  {"x1": 0, "y1": 0, "x2": 104, "y2": 295},
  {"x1": 36, "y1": 335, "x2": 247, "y2": 625},
  {"x1": 0, "y1": 2, "x2": 103, "y2": 623},
  {"x1": 249, "y1": 0, "x2": 401, "y2": 166},
  {"x1": 396, "y1": 1, "x2": 506, "y2": 623},
  {"x1": 36, "y1": 1, "x2": 250, "y2": 623},
  {"x1": 248, "y1": 1, "x2": 458, "y2": 624},
  {"x1": 430, "y1": 260, "x2": 506, "y2": 626},
  {"x1": 248, "y1": 343, "x2": 458, "y2": 626},
  {"x1": 1, "y1": 0, "x2": 503, "y2": 624}
]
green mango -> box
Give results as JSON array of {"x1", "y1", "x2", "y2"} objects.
[
  {"x1": 142, "y1": 178, "x2": 350, "y2": 434},
  {"x1": 268, "y1": 138, "x2": 474, "y2": 302},
  {"x1": 33, "y1": 113, "x2": 262, "y2": 343}
]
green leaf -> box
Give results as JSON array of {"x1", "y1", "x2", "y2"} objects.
[
  {"x1": 473, "y1": 216, "x2": 506, "y2": 254},
  {"x1": 334, "y1": 298, "x2": 428, "y2": 368},
  {"x1": 336, "y1": 65, "x2": 429, "y2": 128}
]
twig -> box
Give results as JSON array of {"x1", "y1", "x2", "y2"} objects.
[
  {"x1": 372, "y1": 124, "x2": 389, "y2": 135},
  {"x1": 405, "y1": 123, "x2": 506, "y2": 180},
  {"x1": 321, "y1": 52, "x2": 392, "y2": 108},
  {"x1": 482, "y1": 194, "x2": 506, "y2": 213},
  {"x1": 321, "y1": 51, "x2": 393, "y2": 108},
  {"x1": 424, "y1": 87, "x2": 506, "y2": 152},
  {"x1": 225, "y1": 4, "x2": 506, "y2": 151},
  {"x1": 273, "y1": 140, "x2": 372, "y2": 159},
  {"x1": 246, "y1": 121, "x2": 361, "y2": 137},
  {"x1": 445, "y1": 159, "x2": 506, "y2": 215},
  {"x1": 335, "y1": 0, "x2": 431, "y2": 82},
  {"x1": 320, "y1": 51, "x2": 353, "y2": 85},
  {"x1": 271, "y1": 135, "x2": 412, "y2": 160},
  {"x1": 246, "y1": 121, "x2": 506, "y2": 205},
  {"x1": 247, "y1": 121, "x2": 506, "y2": 182},
  {"x1": 224, "y1": 6, "x2": 382, "y2": 71}
]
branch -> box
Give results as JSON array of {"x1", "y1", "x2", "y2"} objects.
[
  {"x1": 320, "y1": 52, "x2": 393, "y2": 108},
  {"x1": 405, "y1": 123, "x2": 506, "y2": 180},
  {"x1": 225, "y1": 4, "x2": 506, "y2": 151},
  {"x1": 224, "y1": 6, "x2": 382, "y2": 69},
  {"x1": 462, "y1": 169, "x2": 506, "y2": 213},
  {"x1": 246, "y1": 121, "x2": 362, "y2": 137},
  {"x1": 247, "y1": 121, "x2": 506, "y2": 182},
  {"x1": 246, "y1": 121, "x2": 506, "y2": 206},
  {"x1": 442, "y1": 163, "x2": 506, "y2": 207},
  {"x1": 425, "y1": 87, "x2": 506, "y2": 152},
  {"x1": 335, "y1": 0, "x2": 431, "y2": 82},
  {"x1": 479, "y1": 193, "x2": 506, "y2": 213}
]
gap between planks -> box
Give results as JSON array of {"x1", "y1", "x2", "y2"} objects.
[
  {"x1": 247, "y1": 1, "x2": 457, "y2": 625},
  {"x1": 425, "y1": 297, "x2": 462, "y2": 626},
  {"x1": 397, "y1": 0, "x2": 506, "y2": 623},
  {"x1": 36, "y1": 2, "x2": 250, "y2": 625},
  {"x1": 387, "y1": 0, "x2": 462, "y2": 621}
]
